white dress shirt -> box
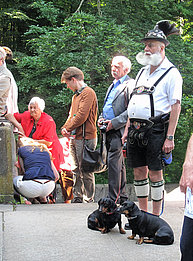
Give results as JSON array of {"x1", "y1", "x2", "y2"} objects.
[{"x1": 128, "y1": 57, "x2": 182, "y2": 120}]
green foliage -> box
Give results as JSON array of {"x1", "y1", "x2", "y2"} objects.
[{"x1": 16, "y1": 12, "x2": 135, "y2": 128}]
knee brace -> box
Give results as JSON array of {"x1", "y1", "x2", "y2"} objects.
[
  {"x1": 150, "y1": 180, "x2": 164, "y2": 201},
  {"x1": 134, "y1": 179, "x2": 149, "y2": 198}
]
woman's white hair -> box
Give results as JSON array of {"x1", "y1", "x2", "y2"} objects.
[{"x1": 28, "y1": 97, "x2": 45, "y2": 112}]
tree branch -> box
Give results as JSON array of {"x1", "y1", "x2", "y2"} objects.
[
  {"x1": 97, "y1": 0, "x2": 102, "y2": 17},
  {"x1": 74, "y1": 0, "x2": 85, "y2": 14}
]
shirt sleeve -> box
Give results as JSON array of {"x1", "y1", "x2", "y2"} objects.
[
  {"x1": 14, "y1": 112, "x2": 22, "y2": 122},
  {"x1": 168, "y1": 69, "x2": 183, "y2": 105}
]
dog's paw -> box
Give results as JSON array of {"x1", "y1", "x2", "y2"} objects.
[
  {"x1": 101, "y1": 228, "x2": 107, "y2": 234},
  {"x1": 136, "y1": 237, "x2": 144, "y2": 245},
  {"x1": 119, "y1": 228, "x2": 126, "y2": 234},
  {"x1": 128, "y1": 235, "x2": 135, "y2": 240},
  {"x1": 143, "y1": 238, "x2": 153, "y2": 244}
]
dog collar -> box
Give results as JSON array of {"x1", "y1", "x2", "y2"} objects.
[{"x1": 127, "y1": 216, "x2": 137, "y2": 220}]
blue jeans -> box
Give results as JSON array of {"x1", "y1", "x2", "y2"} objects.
[{"x1": 180, "y1": 216, "x2": 193, "y2": 261}]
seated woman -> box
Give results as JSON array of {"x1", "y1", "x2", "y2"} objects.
[
  {"x1": 5, "y1": 96, "x2": 64, "y2": 171},
  {"x1": 14, "y1": 137, "x2": 59, "y2": 204}
]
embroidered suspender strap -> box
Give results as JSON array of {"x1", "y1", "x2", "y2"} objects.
[
  {"x1": 135, "y1": 69, "x2": 145, "y2": 87},
  {"x1": 149, "y1": 66, "x2": 175, "y2": 117},
  {"x1": 130, "y1": 69, "x2": 145, "y2": 99},
  {"x1": 151, "y1": 66, "x2": 175, "y2": 89}
]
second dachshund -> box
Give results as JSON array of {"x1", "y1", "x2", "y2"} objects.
[{"x1": 119, "y1": 200, "x2": 174, "y2": 245}]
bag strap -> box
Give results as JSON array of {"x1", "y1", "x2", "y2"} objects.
[{"x1": 83, "y1": 122, "x2": 106, "y2": 155}]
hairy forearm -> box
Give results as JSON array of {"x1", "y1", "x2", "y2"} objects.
[
  {"x1": 184, "y1": 134, "x2": 193, "y2": 164},
  {"x1": 167, "y1": 102, "x2": 181, "y2": 136},
  {"x1": 180, "y1": 133, "x2": 193, "y2": 193}
]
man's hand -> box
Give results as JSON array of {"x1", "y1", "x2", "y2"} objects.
[
  {"x1": 121, "y1": 132, "x2": 127, "y2": 145},
  {"x1": 97, "y1": 118, "x2": 105, "y2": 127},
  {"x1": 106, "y1": 120, "x2": 113, "y2": 132},
  {"x1": 162, "y1": 139, "x2": 174, "y2": 154},
  {"x1": 61, "y1": 128, "x2": 71, "y2": 138},
  {"x1": 180, "y1": 162, "x2": 193, "y2": 194}
]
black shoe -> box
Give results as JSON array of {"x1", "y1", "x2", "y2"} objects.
[
  {"x1": 72, "y1": 197, "x2": 83, "y2": 203},
  {"x1": 124, "y1": 223, "x2": 131, "y2": 230}
]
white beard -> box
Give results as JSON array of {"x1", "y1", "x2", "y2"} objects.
[{"x1": 136, "y1": 51, "x2": 163, "y2": 66}]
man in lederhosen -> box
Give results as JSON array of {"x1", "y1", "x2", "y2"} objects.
[{"x1": 122, "y1": 20, "x2": 182, "y2": 215}]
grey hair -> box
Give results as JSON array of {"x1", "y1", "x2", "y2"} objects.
[
  {"x1": 112, "y1": 56, "x2": 131, "y2": 72},
  {"x1": 0, "y1": 47, "x2": 6, "y2": 62},
  {"x1": 28, "y1": 97, "x2": 45, "y2": 112}
]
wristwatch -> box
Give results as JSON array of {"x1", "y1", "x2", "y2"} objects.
[{"x1": 166, "y1": 135, "x2": 174, "y2": 141}]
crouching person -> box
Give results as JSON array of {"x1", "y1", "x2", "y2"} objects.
[{"x1": 13, "y1": 137, "x2": 59, "y2": 204}]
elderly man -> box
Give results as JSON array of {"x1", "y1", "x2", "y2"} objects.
[
  {"x1": 61, "y1": 67, "x2": 98, "y2": 203},
  {"x1": 98, "y1": 56, "x2": 134, "y2": 204},
  {"x1": 122, "y1": 20, "x2": 182, "y2": 215}
]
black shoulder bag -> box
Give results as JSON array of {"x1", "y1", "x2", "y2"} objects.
[{"x1": 81, "y1": 124, "x2": 108, "y2": 174}]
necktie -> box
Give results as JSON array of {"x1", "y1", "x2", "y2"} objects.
[{"x1": 114, "y1": 80, "x2": 120, "y2": 88}]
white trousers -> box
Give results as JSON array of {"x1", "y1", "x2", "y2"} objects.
[{"x1": 13, "y1": 176, "x2": 55, "y2": 198}]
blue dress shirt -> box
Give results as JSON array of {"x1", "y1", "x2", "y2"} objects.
[{"x1": 103, "y1": 75, "x2": 127, "y2": 120}]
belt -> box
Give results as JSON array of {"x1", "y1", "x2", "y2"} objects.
[
  {"x1": 32, "y1": 179, "x2": 51, "y2": 184},
  {"x1": 130, "y1": 119, "x2": 154, "y2": 130},
  {"x1": 150, "y1": 113, "x2": 170, "y2": 124}
]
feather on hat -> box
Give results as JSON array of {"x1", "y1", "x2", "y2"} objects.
[{"x1": 141, "y1": 20, "x2": 180, "y2": 46}]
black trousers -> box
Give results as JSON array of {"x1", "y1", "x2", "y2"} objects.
[{"x1": 180, "y1": 216, "x2": 193, "y2": 261}]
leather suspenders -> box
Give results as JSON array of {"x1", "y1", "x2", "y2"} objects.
[{"x1": 131, "y1": 66, "x2": 175, "y2": 117}]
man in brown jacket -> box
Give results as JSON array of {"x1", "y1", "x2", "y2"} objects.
[{"x1": 61, "y1": 67, "x2": 98, "y2": 203}]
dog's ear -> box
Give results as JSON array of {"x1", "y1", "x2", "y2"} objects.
[
  {"x1": 109, "y1": 199, "x2": 117, "y2": 212},
  {"x1": 130, "y1": 202, "x2": 140, "y2": 216}
]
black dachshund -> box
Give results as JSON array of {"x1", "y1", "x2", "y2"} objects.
[
  {"x1": 119, "y1": 201, "x2": 174, "y2": 245},
  {"x1": 87, "y1": 197, "x2": 126, "y2": 234}
]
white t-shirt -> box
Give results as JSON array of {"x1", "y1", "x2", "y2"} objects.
[{"x1": 128, "y1": 57, "x2": 182, "y2": 120}]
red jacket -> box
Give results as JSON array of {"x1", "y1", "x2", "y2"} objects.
[{"x1": 14, "y1": 111, "x2": 64, "y2": 170}]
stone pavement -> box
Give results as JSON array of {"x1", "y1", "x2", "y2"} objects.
[{"x1": 0, "y1": 186, "x2": 185, "y2": 261}]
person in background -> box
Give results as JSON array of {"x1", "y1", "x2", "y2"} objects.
[
  {"x1": 98, "y1": 55, "x2": 135, "y2": 204},
  {"x1": 5, "y1": 97, "x2": 64, "y2": 203},
  {"x1": 0, "y1": 47, "x2": 11, "y2": 117},
  {"x1": 5, "y1": 96, "x2": 63, "y2": 171},
  {"x1": 180, "y1": 133, "x2": 193, "y2": 261},
  {"x1": 59, "y1": 137, "x2": 74, "y2": 204},
  {"x1": 2, "y1": 46, "x2": 19, "y2": 114},
  {"x1": 61, "y1": 67, "x2": 98, "y2": 203},
  {"x1": 13, "y1": 137, "x2": 59, "y2": 204},
  {"x1": 122, "y1": 20, "x2": 182, "y2": 216}
]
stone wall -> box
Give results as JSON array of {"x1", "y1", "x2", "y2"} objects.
[{"x1": 56, "y1": 183, "x2": 181, "y2": 203}]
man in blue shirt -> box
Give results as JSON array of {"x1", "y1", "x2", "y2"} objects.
[{"x1": 98, "y1": 56, "x2": 134, "y2": 204}]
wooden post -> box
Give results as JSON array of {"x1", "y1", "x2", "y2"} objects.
[{"x1": 0, "y1": 120, "x2": 14, "y2": 203}]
